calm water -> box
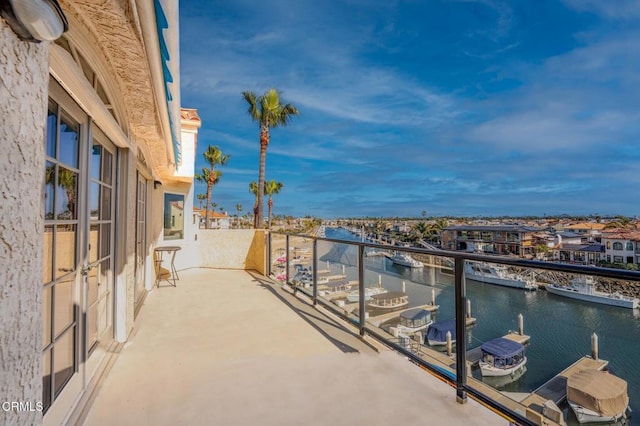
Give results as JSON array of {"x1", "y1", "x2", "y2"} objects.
[{"x1": 320, "y1": 227, "x2": 640, "y2": 423}]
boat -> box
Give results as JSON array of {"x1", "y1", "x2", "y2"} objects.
[
  {"x1": 425, "y1": 319, "x2": 456, "y2": 346},
  {"x1": 478, "y1": 337, "x2": 527, "y2": 377},
  {"x1": 465, "y1": 261, "x2": 537, "y2": 291},
  {"x1": 546, "y1": 276, "x2": 640, "y2": 309},
  {"x1": 322, "y1": 281, "x2": 351, "y2": 293},
  {"x1": 390, "y1": 252, "x2": 424, "y2": 268},
  {"x1": 395, "y1": 308, "x2": 433, "y2": 334},
  {"x1": 567, "y1": 369, "x2": 631, "y2": 424},
  {"x1": 346, "y1": 285, "x2": 388, "y2": 303},
  {"x1": 367, "y1": 291, "x2": 409, "y2": 310}
]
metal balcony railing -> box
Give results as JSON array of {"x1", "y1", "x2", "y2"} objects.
[{"x1": 268, "y1": 230, "x2": 640, "y2": 426}]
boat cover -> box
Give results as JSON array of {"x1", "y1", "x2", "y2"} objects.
[
  {"x1": 426, "y1": 319, "x2": 456, "y2": 342},
  {"x1": 567, "y1": 370, "x2": 629, "y2": 417},
  {"x1": 400, "y1": 308, "x2": 429, "y2": 320},
  {"x1": 480, "y1": 337, "x2": 524, "y2": 358}
]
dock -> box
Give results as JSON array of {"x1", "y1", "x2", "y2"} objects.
[
  {"x1": 520, "y1": 356, "x2": 608, "y2": 411},
  {"x1": 368, "y1": 303, "x2": 440, "y2": 327}
]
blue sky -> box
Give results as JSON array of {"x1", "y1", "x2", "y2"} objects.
[{"x1": 179, "y1": 0, "x2": 640, "y2": 219}]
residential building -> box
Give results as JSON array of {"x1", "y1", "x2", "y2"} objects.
[
  {"x1": 441, "y1": 225, "x2": 540, "y2": 257},
  {"x1": 0, "y1": 1, "x2": 204, "y2": 423},
  {"x1": 601, "y1": 231, "x2": 640, "y2": 266},
  {"x1": 561, "y1": 222, "x2": 605, "y2": 242}
]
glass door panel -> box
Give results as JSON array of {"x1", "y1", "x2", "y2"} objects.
[{"x1": 135, "y1": 174, "x2": 147, "y2": 306}]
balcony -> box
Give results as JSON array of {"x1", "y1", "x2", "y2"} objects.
[
  {"x1": 80, "y1": 267, "x2": 503, "y2": 425},
  {"x1": 80, "y1": 229, "x2": 640, "y2": 426}
]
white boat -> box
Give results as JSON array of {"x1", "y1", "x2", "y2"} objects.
[
  {"x1": 546, "y1": 276, "x2": 639, "y2": 309},
  {"x1": 322, "y1": 280, "x2": 351, "y2": 293},
  {"x1": 390, "y1": 252, "x2": 424, "y2": 268},
  {"x1": 367, "y1": 291, "x2": 409, "y2": 310},
  {"x1": 478, "y1": 337, "x2": 527, "y2": 377},
  {"x1": 567, "y1": 369, "x2": 631, "y2": 424},
  {"x1": 346, "y1": 285, "x2": 387, "y2": 303},
  {"x1": 465, "y1": 261, "x2": 537, "y2": 291},
  {"x1": 395, "y1": 308, "x2": 433, "y2": 334}
]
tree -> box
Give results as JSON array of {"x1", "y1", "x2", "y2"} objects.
[
  {"x1": 412, "y1": 221, "x2": 429, "y2": 241},
  {"x1": 242, "y1": 89, "x2": 299, "y2": 229},
  {"x1": 604, "y1": 215, "x2": 633, "y2": 230},
  {"x1": 196, "y1": 193, "x2": 206, "y2": 209},
  {"x1": 45, "y1": 165, "x2": 77, "y2": 218},
  {"x1": 249, "y1": 181, "x2": 259, "y2": 228},
  {"x1": 236, "y1": 203, "x2": 243, "y2": 228},
  {"x1": 264, "y1": 180, "x2": 284, "y2": 230},
  {"x1": 195, "y1": 146, "x2": 229, "y2": 229}
]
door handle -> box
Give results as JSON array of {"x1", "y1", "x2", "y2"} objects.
[{"x1": 81, "y1": 263, "x2": 99, "y2": 276}]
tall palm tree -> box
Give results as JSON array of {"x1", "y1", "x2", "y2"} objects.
[
  {"x1": 242, "y1": 89, "x2": 299, "y2": 229},
  {"x1": 264, "y1": 180, "x2": 284, "y2": 230},
  {"x1": 195, "y1": 145, "x2": 229, "y2": 229}
]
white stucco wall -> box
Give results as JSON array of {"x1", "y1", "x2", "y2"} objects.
[{"x1": 0, "y1": 22, "x2": 48, "y2": 425}]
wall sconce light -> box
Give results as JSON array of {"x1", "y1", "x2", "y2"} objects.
[
  {"x1": 0, "y1": 0, "x2": 68, "y2": 43},
  {"x1": 154, "y1": 180, "x2": 162, "y2": 190}
]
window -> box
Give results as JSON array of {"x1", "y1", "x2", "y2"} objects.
[
  {"x1": 163, "y1": 193, "x2": 184, "y2": 240},
  {"x1": 626, "y1": 242, "x2": 634, "y2": 251},
  {"x1": 606, "y1": 241, "x2": 611, "y2": 249},
  {"x1": 613, "y1": 256, "x2": 623, "y2": 263},
  {"x1": 613, "y1": 242, "x2": 623, "y2": 250}
]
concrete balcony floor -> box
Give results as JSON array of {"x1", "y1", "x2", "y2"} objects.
[{"x1": 82, "y1": 269, "x2": 506, "y2": 425}]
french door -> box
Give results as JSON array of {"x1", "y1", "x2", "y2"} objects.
[
  {"x1": 135, "y1": 173, "x2": 148, "y2": 311},
  {"x1": 43, "y1": 78, "x2": 116, "y2": 420},
  {"x1": 85, "y1": 127, "x2": 116, "y2": 377}
]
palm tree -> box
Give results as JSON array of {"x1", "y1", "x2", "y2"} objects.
[
  {"x1": 427, "y1": 218, "x2": 449, "y2": 245},
  {"x1": 45, "y1": 165, "x2": 77, "y2": 218},
  {"x1": 242, "y1": 89, "x2": 299, "y2": 229},
  {"x1": 264, "y1": 180, "x2": 284, "y2": 230},
  {"x1": 412, "y1": 221, "x2": 429, "y2": 241},
  {"x1": 236, "y1": 203, "x2": 243, "y2": 228},
  {"x1": 196, "y1": 193, "x2": 206, "y2": 209},
  {"x1": 249, "y1": 181, "x2": 259, "y2": 228},
  {"x1": 195, "y1": 146, "x2": 229, "y2": 229}
]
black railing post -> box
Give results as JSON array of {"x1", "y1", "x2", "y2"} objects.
[
  {"x1": 358, "y1": 244, "x2": 366, "y2": 336},
  {"x1": 454, "y1": 257, "x2": 468, "y2": 404},
  {"x1": 286, "y1": 234, "x2": 291, "y2": 291},
  {"x1": 312, "y1": 238, "x2": 318, "y2": 306},
  {"x1": 267, "y1": 231, "x2": 272, "y2": 277}
]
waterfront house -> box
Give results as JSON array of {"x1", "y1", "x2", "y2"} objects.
[
  {"x1": 562, "y1": 222, "x2": 605, "y2": 242},
  {"x1": 601, "y1": 231, "x2": 640, "y2": 267},
  {"x1": 441, "y1": 225, "x2": 540, "y2": 258}
]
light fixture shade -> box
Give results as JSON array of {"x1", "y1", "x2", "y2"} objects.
[{"x1": 1, "y1": 0, "x2": 68, "y2": 42}]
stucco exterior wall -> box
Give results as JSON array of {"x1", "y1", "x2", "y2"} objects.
[
  {"x1": 0, "y1": 22, "x2": 48, "y2": 425},
  {"x1": 159, "y1": 230, "x2": 266, "y2": 274}
]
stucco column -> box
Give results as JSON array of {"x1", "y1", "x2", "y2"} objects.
[{"x1": 0, "y1": 22, "x2": 49, "y2": 425}]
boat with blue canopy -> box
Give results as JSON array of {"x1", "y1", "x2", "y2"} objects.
[
  {"x1": 425, "y1": 319, "x2": 456, "y2": 346},
  {"x1": 479, "y1": 337, "x2": 527, "y2": 377}
]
